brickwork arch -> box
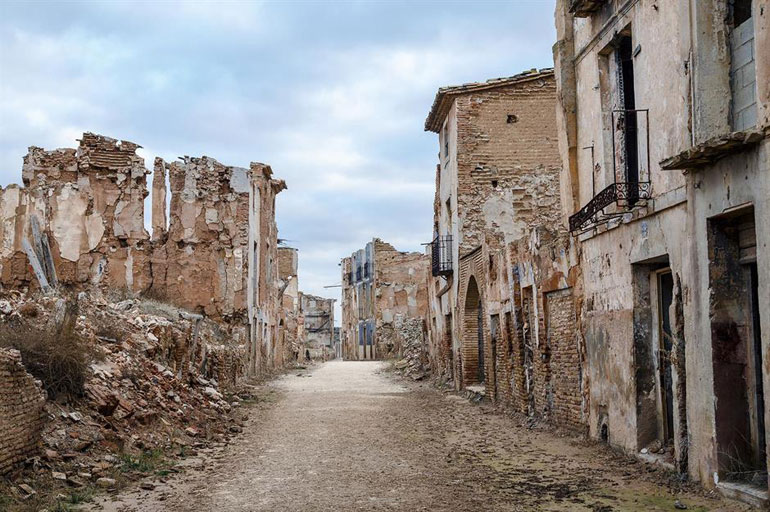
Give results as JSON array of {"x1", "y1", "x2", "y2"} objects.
[{"x1": 462, "y1": 276, "x2": 484, "y2": 385}]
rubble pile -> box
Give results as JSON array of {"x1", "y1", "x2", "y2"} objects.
[
  {"x1": 0, "y1": 289, "x2": 252, "y2": 506},
  {"x1": 393, "y1": 316, "x2": 428, "y2": 381}
]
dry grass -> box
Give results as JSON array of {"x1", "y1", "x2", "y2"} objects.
[{"x1": 0, "y1": 299, "x2": 95, "y2": 399}]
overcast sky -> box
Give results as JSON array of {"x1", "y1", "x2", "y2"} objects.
[{"x1": 0, "y1": 0, "x2": 556, "y2": 323}]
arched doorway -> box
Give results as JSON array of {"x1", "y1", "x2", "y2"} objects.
[{"x1": 463, "y1": 276, "x2": 485, "y2": 386}]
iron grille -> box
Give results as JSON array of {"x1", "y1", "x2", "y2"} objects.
[
  {"x1": 431, "y1": 235, "x2": 453, "y2": 277},
  {"x1": 569, "y1": 108, "x2": 651, "y2": 233},
  {"x1": 568, "y1": 181, "x2": 652, "y2": 232}
]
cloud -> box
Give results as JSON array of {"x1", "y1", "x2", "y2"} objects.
[{"x1": 0, "y1": 0, "x2": 557, "y2": 323}]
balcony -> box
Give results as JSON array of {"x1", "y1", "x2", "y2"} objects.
[
  {"x1": 568, "y1": 181, "x2": 651, "y2": 232},
  {"x1": 569, "y1": 108, "x2": 652, "y2": 233},
  {"x1": 569, "y1": 0, "x2": 606, "y2": 17},
  {"x1": 431, "y1": 235, "x2": 453, "y2": 277}
]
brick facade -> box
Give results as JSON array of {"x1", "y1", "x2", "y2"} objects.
[
  {"x1": 0, "y1": 348, "x2": 47, "y2": 475},
  {"x1": 425, "y1": 70, "x2": 584, "y2": 431}
]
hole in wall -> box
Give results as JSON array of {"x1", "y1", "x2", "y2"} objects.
[{"x1": 506, "y1": 114, "x2": 518, "y2": 124}]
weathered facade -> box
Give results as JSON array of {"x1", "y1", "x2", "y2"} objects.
[
  {"x1": 556, "y1": 0, "x2": 769, "y2": 502},
  {"x1": 341, "y1": 239, "x2": 429, "y2": 361},
  {"x1": 300, "y1": 293, "x2": 335, "y2": 360},
  {"x1": 423, "y1": 69, "x2": 584, "y2": 432},
  {"x1": 0, "y1": 133, "x2": 288, "y2": 382},
  {"x1": 1, "y1": 133, "x2": 152, "y2": 292},
  {"x1": 278, "y1": 247, "x2": 303, "y2": 364}
]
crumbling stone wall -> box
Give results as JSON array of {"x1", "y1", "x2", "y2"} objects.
[
  {"x1": 0, "y1": 132, "x2": 289, "y2": 384},
  {"x1": 340, "y1": 256, "x2": 356, "y2": 360},
  {"x1": 373, "y1": 239, "x2": 430, "y2": 358},
  {"x1": 301, "y1": 293, "x2": 335, "y2": 359},
  {"x1": 341, "y1": 239, "x2": 429, "y2": 361},
  {"x1": 554, "y1": 0, "x2": 770, "y2": 491},
  {"x1": 424, "y1": 70, "x2": 567, "y2": 406},
  {"x1": 394, "y1": 315, "x2": 428, "y2": 379},
  {"x1": 247, "y1": 163, "x2": 286, "y2": 373},
  {"x1": 0, "y1": 348, "x2": 47, "y2": 475},
  {"x1": 0, "y1": 133, "x2": 151, "y2": 292},
  {"x1": 453, "y1": 73, "x2": 561, "y2": 254},
  {"x1": 151, "y1": 156, "x2": 252, "y2": 320},
  {"x1": 277, "y1": 247, "x2": 302, "y2": 364}
]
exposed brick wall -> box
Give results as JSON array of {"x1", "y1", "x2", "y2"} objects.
[
  {"x1": 546, "y1": 288, "x2": 583, "y2": 429},
  {"x1": 457, "y1": 247, "x2": 488, "y2": 389},
  {"x1": 0, "y1": 348, "x2": 47, "y2": 475},
  {"x1": 455, "y1": 76, "x2": 561, "y2": 255},
  {"x1": 425, "y1": 72, "x2": 585, "y2": 431}
]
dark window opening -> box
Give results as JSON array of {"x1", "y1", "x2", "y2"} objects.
[
  {"x1": 601, "y1": 423, "x2": 609, "y2": 443},
  {"x1": 506, "y1": 114, "x2": 518, "y2": 124},
  {"x1": 731, "y1": 0, "x2": 753, "y2": 26},
  {"x1": 617, "y1": 34, "x2": 639, "y2": 205},
  {"x1": 491, "y1": 179, "x2": 498, "y2": 188},
  {"x1": 443, "y1": 123, "x2": 449, "y2": 159}
]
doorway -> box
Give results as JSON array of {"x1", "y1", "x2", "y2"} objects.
[
  {"x1": 656, "y1": 270, "x2": 675, "y2": 445},
  {"x1": 709, "y1": 208, "x2": 766, "y2": 487},
  {"x1": 462, "y1": 276, "x2": 484, "y2": 386}
]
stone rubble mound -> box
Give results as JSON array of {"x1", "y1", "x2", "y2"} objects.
[{"x1": 0, "y1": 289, "x2": 252, "y2": 503}]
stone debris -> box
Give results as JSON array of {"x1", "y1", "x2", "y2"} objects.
[
  {"x1": 96, "y1": 477, "x2": 116, "y2": 488},
  {"x1": 393, "y1": 316, "x2": 429, "y2": 380},
  {"x1": 0, "y1": 288, "x2": 258, "y2": 506}
]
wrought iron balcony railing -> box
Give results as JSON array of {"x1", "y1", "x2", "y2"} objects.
[
  {"x1": 568, "y1": 181, "x2": 651, "y2": 232},
  {"x1": 569, "y1": 108, "x2": 652, "y2": 233},
  {"x1": 431, "y1": 235, "x2": 453, "y2": 277}
]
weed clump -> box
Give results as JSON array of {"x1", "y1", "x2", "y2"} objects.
[{"x1": 0, "y1": 299, "x2": 95, "y2": 399}]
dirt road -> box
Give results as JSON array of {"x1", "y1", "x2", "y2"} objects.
[{"x1": 93, "y1": 361, "x2": 745, "y2": 511}]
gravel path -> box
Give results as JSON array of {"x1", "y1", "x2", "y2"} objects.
[{"x1": 92, "y1": 361, "x2": 746, "y2": 512}]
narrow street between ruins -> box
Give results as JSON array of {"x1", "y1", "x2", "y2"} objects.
[{"x1": 90, "y1": 361, "x2": 746, "y2": 512}]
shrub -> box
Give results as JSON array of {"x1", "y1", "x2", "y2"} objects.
[{"x1": 0, "y1": 300, "x2": 94, "y2": 399}]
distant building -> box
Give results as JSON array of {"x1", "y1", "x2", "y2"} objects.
[
  {"x1": 340, "y1": 239, "x2": 429, "y2": 360},
  {"x1": 300, "y1": 293, "x2": 335, "y2": 360}
]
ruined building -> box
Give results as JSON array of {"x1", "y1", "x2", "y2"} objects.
[
  {"x1": 300, "y1": 293, "x2": 336, "y2": 360},
  {"x1": 556, "y1": 0, "x2": 769, "y2": 503},
  {"x1": 0, "y1": 133, "x2": 287, "y2": 381},
  {"x1": 340, "y1": 238, "x2": 429, "y2": 360},
  {"x1": 422, "y1": 69, "x2": 584, "y2": 430},
  {"x1": 278, "y1": 246, "x2": 303, "y2": 364}
]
